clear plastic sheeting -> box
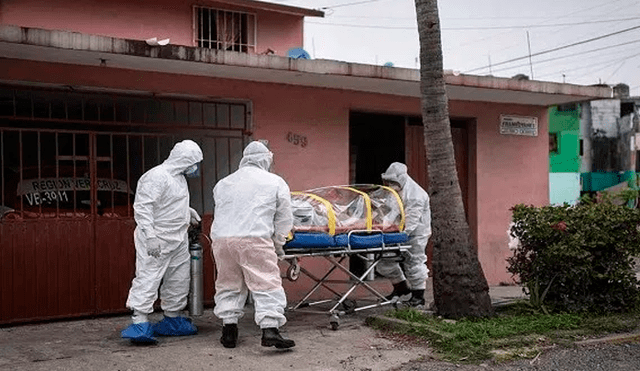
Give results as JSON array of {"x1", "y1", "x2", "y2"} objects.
[{"x1": 291, "y1": 185, "x2": 405, "y2": 235}]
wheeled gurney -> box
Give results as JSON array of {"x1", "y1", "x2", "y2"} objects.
[
  {"x1": 282, "y1": 230, "x2": 409, "y2": 329},
  {"x1": 281, "y1": 184, "x2": 410, "y2": 329}
]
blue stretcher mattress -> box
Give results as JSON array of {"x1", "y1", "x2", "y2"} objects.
[{"x1": 285, "y1": 232, "x2": 409, "y2": 249}]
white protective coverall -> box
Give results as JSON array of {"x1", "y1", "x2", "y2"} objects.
[
  {"x1": 376, "y1": 162, "x2": 432, "y2": 290},
  {"x1": 126, "y1": 139, "x2": 203, "y2": 321},
  {"x1": 210, "y1": 141, "x2": 293, "y2": 329}
]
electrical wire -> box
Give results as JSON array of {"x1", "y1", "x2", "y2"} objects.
[
  {"x1": 443, "y1": 17, "x2": 640, "y2": 30},
  {"x1": 605, "y1": 60, "x2": 628, "y2": 82},
  {"x1": 539, "y1": 58, "x2": 625, "y2": 80},
  {"x1": 511, "y1": 0, "x2": 640, "y2": 55},
  {"x1": 329, "y1": 14, "x2": 640, "y2": 21},
  {"x1": 318, "y1": 0, "x2": 382, "y2": 10},
  {"x1": 536, "y1": 51, "x2": 640, "y2": 80},
  {"x1": 307, "y1": 17, "x2": 640, "y2": 30},
  {"x1": 306, "y1": 21, "x2": 413, "y2": 29},
  {"x1": 486, "y1": 39, "x2": 640, "y2": 74},
  {"x1": 455, "y1": 0, "x2": 630, "y2": 48},
  {"x1": 463, "y1": 24, "x2": 640, "y2": 73},
  {"x1": 302, "y1": 0, "x2": 640, "y2": 88},
  {"x1": 571, "y1": 60, "x2": 632, "y2": 81}
]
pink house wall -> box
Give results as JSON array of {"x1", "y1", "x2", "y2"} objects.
[
  {"x1": 0, "y1": 0, "x2": 304, "y2": 56},
  {"x1": 0, "y1": 59, "x2": 549, "y2": 285},
  {"x1": 256, "y1": 12, "x2": 304, "y2": 55},
  {"x1": 450, "y1": 100, "x2": 549, "y2": 284}
]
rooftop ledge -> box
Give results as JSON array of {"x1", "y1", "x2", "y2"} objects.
[{"x1": 0, "y1": 25, "x2": 612, "y2": 105}]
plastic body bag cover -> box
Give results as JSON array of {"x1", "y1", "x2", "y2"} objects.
[
  {"x1": 152, "y1": 316, "x2": 197, "y2": 336},
  {"x1": 121, "y1": 322, "x2": 157, "y2": 343},
  {"x1": 290, "y1": 184, "x2": 405, "y2": 235}
]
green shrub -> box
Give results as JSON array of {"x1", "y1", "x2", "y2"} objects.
[{"x1": 507, "y1": 199, "x2": 640, "y2": 313}]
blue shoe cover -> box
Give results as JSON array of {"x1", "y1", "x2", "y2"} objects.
[
  {"x1": 152, "y1": 316, "x2": 198, "y2": 336},
  {"x1": 121, "y1": 322, "x2": 157, "y2": 343}
]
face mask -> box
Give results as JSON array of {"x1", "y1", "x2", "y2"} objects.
[{"x1": 184, "y1": 163, "x2": 200, "y2": 178}]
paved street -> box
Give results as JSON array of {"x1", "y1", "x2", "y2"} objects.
[
  {"x1": 0, "y1": 284, "x2": 523, "y2": 371},
  {"x1": 3, "y1": 284, "x2": 638, "y2": 371},
  {"x1": 0, "y1": 302, "x2": 432, "y2": 371}
]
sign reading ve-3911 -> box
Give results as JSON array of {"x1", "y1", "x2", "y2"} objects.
[{"x1": 499, "y1": 115, "x2": 538, "y2": 136}]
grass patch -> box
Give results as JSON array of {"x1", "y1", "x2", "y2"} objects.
[{"x1": 368, "y1": 301, "x2": 640, "y2": 364}]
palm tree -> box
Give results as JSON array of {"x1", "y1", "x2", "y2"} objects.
[{"x1": 414, "y1": 0, "x2": 493, "y2": 318}]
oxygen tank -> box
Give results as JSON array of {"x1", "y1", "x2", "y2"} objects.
[{"x1": 188, "y1": 223, "x2": 204, "y2": 316}]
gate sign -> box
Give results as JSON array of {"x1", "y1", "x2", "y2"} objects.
[
  {"x1": 500, "y1": 115, "x2": 538, "y2": 136},
  {"x1": 17, "y1": 177, "x2": 131, "y2": 195}
]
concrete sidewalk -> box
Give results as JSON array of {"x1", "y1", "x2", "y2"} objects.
[{"x1": 0, "y1": 283, "x2": 526, "y2": 371}]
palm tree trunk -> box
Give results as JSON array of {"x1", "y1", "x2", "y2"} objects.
[{"x1": 414, "y1": 0, "x2": 493, "y2": 318}]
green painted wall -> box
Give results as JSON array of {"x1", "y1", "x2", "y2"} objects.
[
  {"x1": 582, "y1": 170, "x2": 637, "y2": 192},
  {"x1": 549, "y1": 105, "x2": 581, "y2": 173}
]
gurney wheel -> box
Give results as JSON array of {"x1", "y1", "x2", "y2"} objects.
[
  {"x1": 286, "y1": 263, "x2": 301, "y2": 281},
  {"x1": 341, "y1": 299, "x2": 357, "y2": 314},
  {"x1": 330, "y1": 314, "x2": 340, "y2": 330}
]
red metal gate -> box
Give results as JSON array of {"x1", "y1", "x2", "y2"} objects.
[{"x1": 0, "y1": 86, "x2": 250, "y2": 325}]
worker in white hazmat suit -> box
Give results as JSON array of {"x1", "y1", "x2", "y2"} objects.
[
  {"x1": 210, "y1": 140, "x2": 295, "y2": 349},
  {"x1": 377, "y1": 162, "x2": 432, "y2": 307},
  {"x1": 121, "y1": 139, "x2": 203, "y2": 343}
]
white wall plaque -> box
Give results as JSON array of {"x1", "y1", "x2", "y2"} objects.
[{"x1": 500, "y1": 115, "x2": 538, "y2": 136}]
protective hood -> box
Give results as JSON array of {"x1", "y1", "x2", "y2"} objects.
[
  {"x1": 239, "y1": 141, "x2": 273, "y2": 171},
  {"x1": 162, "y1": 140, "x2": 203, "y2": 176},
  {"x1": 381, "y1": 162, "x2": 409, "y2": 188}
]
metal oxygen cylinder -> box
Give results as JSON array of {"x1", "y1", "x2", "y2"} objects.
[{"x1": 188, "y1": 223, "x2": 204, "y2": 316}]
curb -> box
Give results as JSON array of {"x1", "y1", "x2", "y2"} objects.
[
  {"x1": 575, "y1": 332, "x2": 640, "y2": 346},
  {"x1": 365, "y1": 314, "x2": 453, "y2": 340},
  {"x1": 366, "y1": 313, "x2": 640, "y2": 349}
]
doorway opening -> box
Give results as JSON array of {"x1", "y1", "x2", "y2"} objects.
[
  {"x1": 349, "y1": 111, "x2": 473, "y2": 278},
  {"x1": 349, "y1": 111, "x2": 406, "y2": 184},
  {"x1": 349, "y1": 111, "x2": 407, "y2": 278}
]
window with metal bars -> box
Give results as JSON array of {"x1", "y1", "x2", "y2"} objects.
[{"x1": 195, "y1": 6, "x2": 256, "y2": 53}]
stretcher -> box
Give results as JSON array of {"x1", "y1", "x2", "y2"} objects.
[{"x1": 282, "y1": 229, "x2": 409, "y2": 330}]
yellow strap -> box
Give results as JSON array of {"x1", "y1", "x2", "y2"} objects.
[
  {"x1": 381, "y1": 185, "x2": 405, "y2": 231},
  {"x1": 291, "y1": 191, "x2": 337, "y2": 235},
  {"x1": 339, "y1": 186, "x2": 373, "y2": 231}
]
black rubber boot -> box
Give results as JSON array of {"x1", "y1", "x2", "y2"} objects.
[
  {"x1": 407, "y1": 289, "x2": 426, "y2": 307},
  {"x1": 385, "y1": 280, "x2": 411, "y2": 301},
  {"x1": 261, "y1": 328, "x2": 295, "y2": 349},
  {"x1": 220, "y1": 324, "x2": 238, "y2": 348}
]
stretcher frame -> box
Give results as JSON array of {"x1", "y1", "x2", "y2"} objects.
[{"x1": 282, "y1": 230, "x2": 409, "y2": 330}]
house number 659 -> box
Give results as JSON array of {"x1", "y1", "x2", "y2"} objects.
[{"x1": 287, "y1": 132, "x2": 308, "y2": 148}]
